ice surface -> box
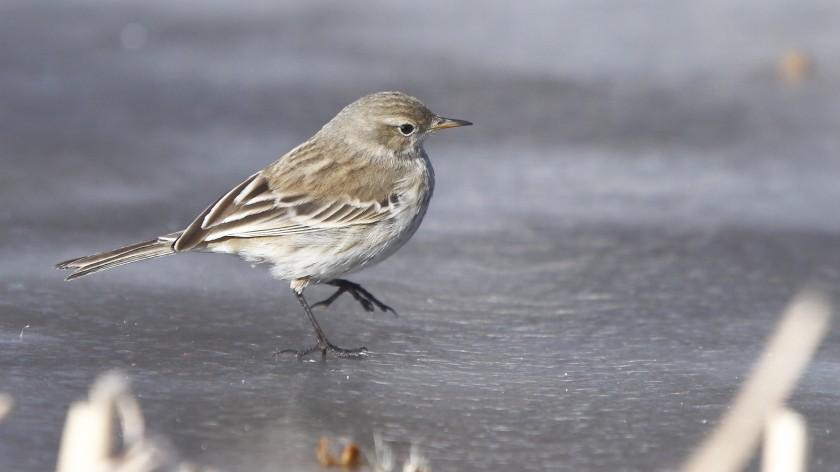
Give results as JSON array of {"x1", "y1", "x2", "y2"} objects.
[{"x1": 2, "y1": 1, "x2": 840, "y2": 470}]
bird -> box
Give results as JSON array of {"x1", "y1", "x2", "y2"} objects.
[{"x1": 56, "y1": 91, "x2": 472, "y2": 359}]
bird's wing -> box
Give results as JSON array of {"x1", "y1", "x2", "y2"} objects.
[{"x1": 172, "y1": 170, "x2": 398, "y2": 252}]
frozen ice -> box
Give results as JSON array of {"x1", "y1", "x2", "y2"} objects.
[{"x1": 1, "y1": 1, "x2": 840, "y2": 471}]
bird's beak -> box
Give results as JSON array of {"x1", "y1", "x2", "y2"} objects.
[{"x1": 430, "y1": 115, "x2": 473, "y2": 131}]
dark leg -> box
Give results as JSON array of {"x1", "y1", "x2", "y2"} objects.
[
  {"x1": 311, "y1": 279, "x2": 398, "y2": 317},
  {"x1": 275, "y1": 289, "x2": 368, "y2": 360}
]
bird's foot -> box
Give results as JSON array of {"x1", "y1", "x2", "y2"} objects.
[
  {"x1": 312, "y1": 280, "x2": 398, "y2": 317},
  {"x1": 274, "y1": 341, "x2": 369, "y2": 361}
]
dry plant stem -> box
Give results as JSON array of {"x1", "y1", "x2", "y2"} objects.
[
  {"x1": 0, "y1": 394, "x2": 13, "y2": 423},
  {"x1": 56, "y1": 371, "x2": 217, "y2": 472},
  {"x1": 56, "y1": 384, "x2": 117, "y2": 472},
  {"x1": 681, "y1": 290, "x2": 831, "y2": 472},
  {"x1": 762, "y1": 408, "x2": 807, "y2": 472}
]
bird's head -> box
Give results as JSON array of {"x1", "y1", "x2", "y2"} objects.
[{"x1": 322, "y1": 91, "x2": 472, "y2": 157}]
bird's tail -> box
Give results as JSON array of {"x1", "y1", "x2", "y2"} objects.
[{"x1": 56, "y1": 233, "x2": 180, "y2": 280}]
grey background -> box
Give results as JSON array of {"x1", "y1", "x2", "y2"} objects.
[{"x1": 2, "y1": 0, "x2": 840, "y2": 470}]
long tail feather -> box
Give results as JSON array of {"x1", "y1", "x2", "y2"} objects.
[{"x1": 56, "y1": 235, "x2": 178, "y2": 280}]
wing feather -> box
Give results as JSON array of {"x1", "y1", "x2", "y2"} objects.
[{"x1": 173, "y1": 171, "x2": 396, "y2": 251}]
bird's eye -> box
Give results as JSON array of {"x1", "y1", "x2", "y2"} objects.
[{"x1": 398, "y1": 123, "x2": 416, "y2": 136}]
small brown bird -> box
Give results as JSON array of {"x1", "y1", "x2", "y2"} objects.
[{"x1": 56, "y1": 91, "x2": 471, "y2": 359}]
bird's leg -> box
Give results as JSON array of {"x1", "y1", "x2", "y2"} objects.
[
  {"x1": 275, "y1": 289, "x2": 368, "y2": 360},
  {"x1": 311, "y1": 279, "x2": 398, "y2": 317}
]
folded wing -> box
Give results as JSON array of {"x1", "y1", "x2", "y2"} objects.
[{"x1": 173, "y1": 172, "x2": 395, "y2": 252}]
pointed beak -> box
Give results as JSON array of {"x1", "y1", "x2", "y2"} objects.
[{"x1": 430, "y1": 115, "x2": 473, "y2": 131}]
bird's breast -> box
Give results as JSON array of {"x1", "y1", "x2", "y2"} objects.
[{"x1": 361, "y1": 156, "x2": 434, "y2": 262}]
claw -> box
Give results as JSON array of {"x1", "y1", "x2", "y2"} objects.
[
  {"x1": 312, "y1": 280, "x2": 398, "y2": 317},
  {"x1": 274, "y1": 342, "x2": 368, "y2": 361},
  {"x1": 284, "y1": 285, "x2": 371, "y2": 361}
]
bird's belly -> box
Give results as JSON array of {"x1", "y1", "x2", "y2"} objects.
[{"x1": 209, "y1": 201, "x2": 427, "y2": 282}]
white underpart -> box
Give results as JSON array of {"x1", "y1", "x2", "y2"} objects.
[{"x1": 208, "y1": 151, "x2": 434, "y2": 284}]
